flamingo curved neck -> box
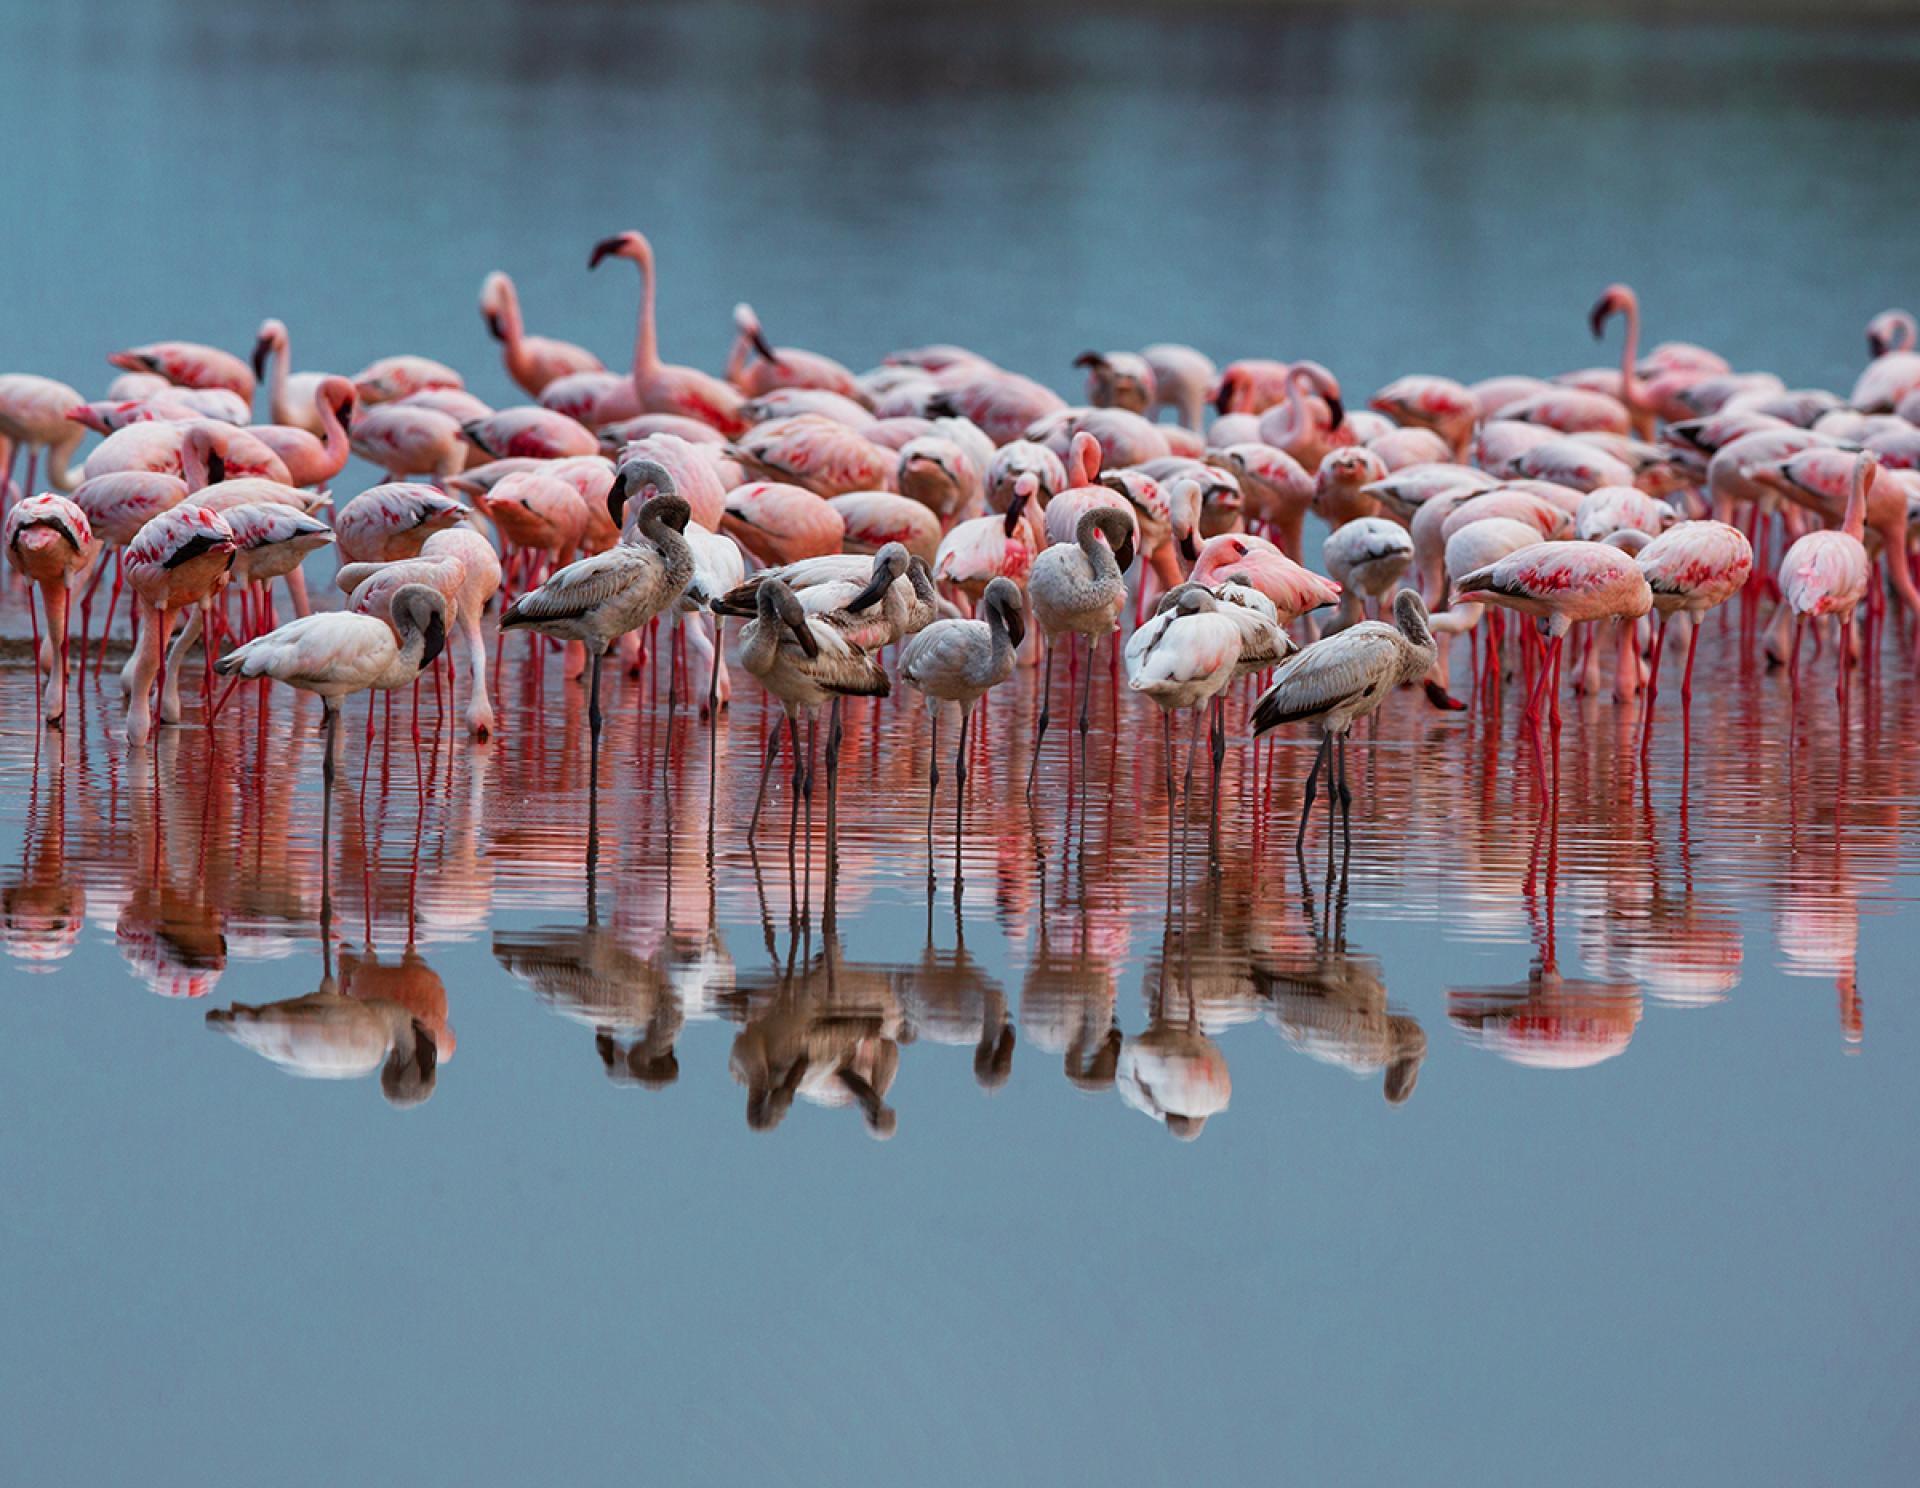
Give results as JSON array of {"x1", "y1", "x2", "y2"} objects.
[
  {"x1": 1896, "y1": 313, "x2": 1919, "y2": 354},
  {"x1": 1842, "y1": 463, "x2": 1871, "y2": 541},
  {"x1": 629, "y1": 242, "x2": 659, "y2": 381},
  {"x1": 1615, "y1": 292, "x2": 1647, "y2": 416}
]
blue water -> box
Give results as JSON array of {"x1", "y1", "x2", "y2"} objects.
[{"x1": 3, "y1": 3, "x2": 1919, "y2": 1485}]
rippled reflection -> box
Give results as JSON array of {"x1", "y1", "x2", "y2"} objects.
[{"x1": 0, "y1": 586, "x2": 1910, "y2": 1128}]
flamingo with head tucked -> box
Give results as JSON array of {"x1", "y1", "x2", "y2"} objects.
[
  {"x1": 108, "y1": 341, "x2": 254, "y2": 402},
  {"x1": 1777, "y1": 452, "x2": 1876, "y2": 712},
  {"x1": 5, "y1": 494, "x2": 96, "y2": 726}
]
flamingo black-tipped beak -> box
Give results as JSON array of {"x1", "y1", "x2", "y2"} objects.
[
  {"x1": 1179, "y1": 531, "x2": 1198, "y2": 564},
  {"x1": 845, "y1": 568, "x2": 892, "y2": 614},
  {"x1": 1324, "y1": 393, "x2": 1346, "y2": 428},
  {"x1": 786, "y1": 614, "x2": 820, "y2": 659},
  {"x1": 250, "y1": 339, "x2": 269, "y2": 382},
  {"x1": 606, "y1": 469, "x2": 629, "y2": 526},
  {"x1": 1588, "y1": 294, "x2": 1613, "y2": 340},
  {"x1": 1004, "y1": 604, "x2": 1026, "y2": 649},
  {"x1": 206, "y1": 450, "x2": 226, "y2": 484},
  {"x1": 484, "y1": 311, "x2": 505, "y2": 342},
  {"x1": 588, "y1": 236, "x2": 624, "y2": 269},
  {"x1": 1114, "y1": 530, "x2": 1136, "y2": 574},
  {"x1": 421, "y1": 612, "x2": 448, "y2": 668},
  {"x1": 1073, "y1": 351, "x2": 1104, "y2": 370},
  {"x1": 1869, "y1": 332, "x2": 1888, "y2": 358},
  {"x1": 749, "y1": 328, "x2": 778, "y2": 364},
  {"x1": 1424, "y1": 679, "x2": 1468, "y2": 711},
  {"x1": 1214, "y1": 382, "x2": 1233, "y2": 416}
]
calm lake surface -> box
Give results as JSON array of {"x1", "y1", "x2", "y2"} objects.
[{"x1": 4, "y1": 3, "x2": 1920, "y2": 1485}]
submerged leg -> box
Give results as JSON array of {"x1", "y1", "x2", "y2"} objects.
[
  {"x1": 1296, "y1": 732, "x2": 1330, "y2": 855},
  {"x1": 1028, "y1": 631, "x2": 1054, "y2": 799}
]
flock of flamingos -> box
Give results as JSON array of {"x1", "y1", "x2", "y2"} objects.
[{"x1": 3, "y1": 229, "x2": 1919, "y2": 893}]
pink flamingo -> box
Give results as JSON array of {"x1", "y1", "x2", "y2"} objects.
[
  {"x1": 1635, "y1": 519, "x2": 1753, "y2": 733},
  {"x1": 245, "y1": 375, "x2": 356, "y2": 489},
  {"x1": 1189, "y1": 532, "x2": 1340, "y2": 625},
  {"x1": 611, "y1": 433, "x2": 728, "y2": 530},
  {"x1": 333, "y1": 484, "x2": 467, "y2": 564},
  {"x1": 349, "y1": 403, "x2": 466, "y2": 482},
  {"x1": 896, "y1": 433, "x2": 985, "y2": 524},
  {"x1": 1778, "y1": 452, "x2": 1876, "y2": 709},
  {"x1": 251, "y1": 319, "x2": 335, "y2": 431},
  {"x1": 1491, "y1": 385, "x2": 1632, "y2": 436},
  {"x1": 1213, "y1": 360, "x2": 1293, "y2": 415},
  {"x1": 1311, "y1": 447, "x2": 1389, "y2": 527},
  {"x1": 4, "y1": 494, "x2": 96, "y2": 725},
  {"x1": 480, "y1": 270, "x2": 604, "y2": 396},
  {"x1": 1213, "y1": 442, "x2": 1316, "y2": 558},
  {"x1": 1367, "y1": 425, "x2": 1453, "y2": 470},
  {"x1": 830, "y1": 490, "x2": 942, "y2": 564},
  {"x1": 0, "y1": 374, "x2": 86, "y2": 498},
  {"x1": 720, "y1": 481, "x2": 846, "y2": 566},
  {"x1": 1370, "y1": 375, "x2": 1478, "y2": 455},
  {"x1": 1452, "y1": 540, "x2": 1652, "y2": 735},
  {"x1": 1852, "y1": 309, "x2": 1920, "y2": 412},
  {"x1": 933, "y1": 477, "x2": 1041, "y2": 610},
  {"x1": 108, "y1": 341, "x2": 254, "y2": 402},
  {"x1": 350, "y1": 354, "x2": 464, "y2": 406},
  {"x1": 120, "y1": 506, "x2": 237, "y2": 745},
  {"x1": 1142, "y1": 343, "x2": 1217, "y2": 429},
  {"x1": 987, "y1": 440, "x2": 1066, "y2": 512},
  {"x1": 925, "y1": 370, "x2": 1066, "y2": 446},
  {"x1": 1580, "y1": 283, "x2": 1659, "y2": 437},
  {"x1": 462, "y1": 406, "x2": 599, "y2": 462},
  {"x1": 726, "y1": 304, "x2": 863, "y2": 401},
  {"x1": 732, "y1": 414, "x2": 895, "y2": 497},
  {"x1": 1256, "y1": 361, "x2": 1353, "y2": 471},
  {"x1": 71, "y1": 471, "x2": 187, "y2": 665},
  {"x1": 1074, "y1": 350, "x2": 1155, "y2": 415},
  {"x1": 584, "y1": 231, "x2": 747, "y2": 434},
  {"x1": 179, "y1": 423, "x2": 294, "y2": 490}
]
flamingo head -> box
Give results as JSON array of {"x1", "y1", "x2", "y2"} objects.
[
  {"x1": 732, "y1": 303, "x2": 779, "y2": 365},
  {"x1": 1589, "y1": 283, "x2": 1636, "y2": 340},
  {"x1": 479, "y1": 272, "x2": 512, "y2": 341},
  {"x1": 846, "y1": 542, "x2": 910, "y2": 613},
  {"x1": 588, "y1": 230, "x2": 649, "y2": 270}
]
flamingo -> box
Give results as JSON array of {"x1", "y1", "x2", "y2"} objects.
[
  {"x1": 462, "y1": 406, "x2": 599, "y2": 462},
  {"x1": 4, "y1": 494, "x2": 96, "y2": 726},
  {"x1": 1583, "y1": 283, "x2": 1659, "y2": 437},
  {"x1": 1370, "y1": 375, "x2": 1478, "y2": 455},
  {"x1": 0, "y1": 374, "x2": 86, "y2": 498},
  {"x1": 732, "y1": 414, "x2": 895, "y2": 498},
  {"x1": 1852, "y1": 309, "x2": 1920, "y2": 412},
  {"x1": 333, "y1": 484, "x2": 467, "y2": 564},
  {"x1": 120, "y1": 506, "x2": 237, "y2": 745},
  {"x1": 1251, "y1": 589, "x2": 1440, "y2": 852},
  {"x1": 500, "y1": 464, "x2": 693, "y2": 770},
  {"x1": 1452, "y1": 540, "x2": 1653, "y2": 737},
  {"x1": 349, "y1": 354, "x2": 464, "y2": 406},
  {"x1": 926, "y1": 370, "x2": 1067, "y2": 446},
  {"x1": 215, "y1": 584, "x2": 449, "y2": 858},
  {"x1": 897, "y1": 433, "x2": 986, "y2": 523},
  {"x1": 1778, "y1": 452, "x2": 1876, "y2": 709},
  {"x1": 108, "y1": 341, "x2": 254, "y2": 402},
  {"x1": 726, "y1": 303, "x2": 863, "y2": 401},
  {"x1": 1027, "y1": 505, "x2": 1135, "y2": 791},
  {"x1": 1256, "y1": 361, "x2": 1352, "y2": 470},
  {"x1": 585, "y1": 230, "x2": 747, "y2": 434},
  {"x1": 249, "y1": 319, "x2": 333, "y2": 431},
  {"x1": 1141, "y1": 343, "x2": 1217, "y2": 430},
  {"x1": 1074, "y1": 350, "x2": 1155, "y2": 415},
  {"x1": 987, "y1": 439, "x2": 1068, "y2": 512},
  {"x1": 1322, "y1": 517, "x2": 1414, "y2": 627},
  {"x1": 1636, "y1": 519, "x2": 1754, "y2": 734},
  {"x1": 721, "y1": 481, "x2": 845, "y2": 565},
  {"x1": 900, "y1": 576, "x2": 1026, "y2": 887},
  {"x1": 932, "y1": 477, "x2": 1041, "y2": 610},
  {"x1": 1188, "y1": 532, "x2": 1340, "y2": 625},
  {"x1": 829, "y1": 490, "x2": 942, "y2": 564},
  {"x1": 338, "y1": 524, "x2": 502, "y2": 739},
  {"x1": 1125, "y1": 588, "x2": 1244, "y2": 869},
  {"x1": 244, "y1": 375, "x2": 356, "y2": 489},
  {"x1": 737, "y1": 574, "x2": 892, "y2": 857},
  {"x1": 480, "y1": 270, "x2": 604, "y2": 396},
  {"x1": 348, "y1": 403, "x2": 465, "y2": 482},
  {"x1": 1213, "y1": 359, "x2": 1294, "y2": 415}
]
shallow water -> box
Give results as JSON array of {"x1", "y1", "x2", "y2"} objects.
[{"x1": 5, "y1": 3, "x2": 1920, "y2": 1485}]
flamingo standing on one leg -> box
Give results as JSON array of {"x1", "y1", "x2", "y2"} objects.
[{"x1": 4, "y1": 494, "x2": 97, "y2": 726}]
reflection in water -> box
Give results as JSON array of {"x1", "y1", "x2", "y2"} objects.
[{"x1": 0, "y1": 576, "x2": 1910, "y2": 1126}]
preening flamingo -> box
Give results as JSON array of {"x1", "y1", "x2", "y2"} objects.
[
  {"x1": 121, "y1": 505, "x2": 237, "y2": 745},
  {"x1": 1026, "y1": 505, "x2": 1135, "y2": 791},
  {"x1": 1777, "y1": 452, "x2": 1876, "y2": 710},
  {"x1": 245, "y1": 375, "x2": 356, "y2": 489},
  {"x1": 726, "y1": 304, "x2": 863, "y2": 401}
]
